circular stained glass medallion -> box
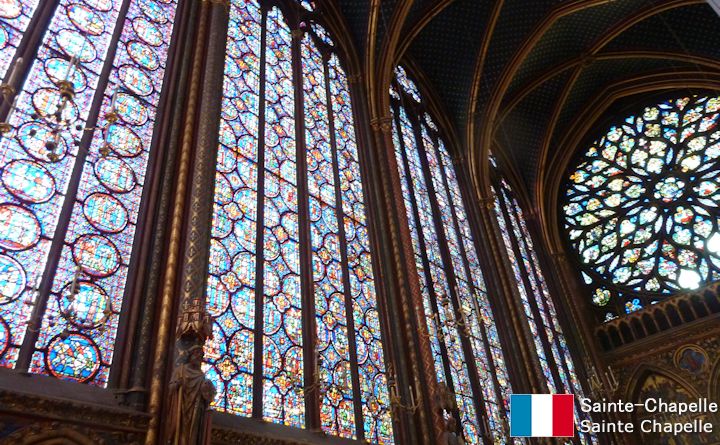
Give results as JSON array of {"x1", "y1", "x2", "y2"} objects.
[
  {"x1": 0, "y1": 254, "x2": 26, "y2": 304},
  {"x1": 59, "y1": 281, "x2": 111, "y2": 328},
  {"x1": 72, "y1": 234, "x2": 121, "y2": 277},
  {"x1": 45, "y1": 333, "x2": 101, "y2": 382},
  {"x1": 84, "y1": 0, "x2": 113, "y2": 11},
  {"x1": 105, "y1": 124, "x2": 143, "y2": 157},
  {"x1": 32, "y1": 88, "x2": 79, "y2": 122},
  {"x1": 140, "y1": 0, "x2": 169, "y2": 23},
  {"x1": 127, "y1": 41, "x2": 159, "y2": 70},
  {"x1": 0, "y1": 318, "x2": 8, "y2": 356},
  {"x1": 94, "y1": 156, "x2": 137, "y2": 193},
  {"x1": 67, "y1": 4, "x2": 104, "y2": 36},
  {"x1": 0, "y1": 204, "x2": 41, "y2": 251},
  {"x1": 2, "y1": 160, "x2": 56, "y2": 203},
  {"x1": 83, "y1": 192, "x2": 128, "y2": 233},
  {"x1": 132, "y1": 17, "x2": 163, "y2": 46},
  {"x1": 0, "y1": 0, "x2": 21, "y2": 19},
  {"x1": 563, "y1": 95, "x2": 720, "y2": 298},
  {"x1": 18, "y1": 122, "x2": 68, "y2": 162},
  {"x1": 55, "y1": 29, "x2": 96, "y2": 62},
  {"x1": 45, "y1": 57, "x2": 87, "y2": 91},
  {"x1": 118, "y1": 65, "x2": 153, "y2": 96},
  {"x1": 114, "y1": 93, "x2": 148, "y2": 126},
  {"x1": 0, "y1": 27, "x2": 9, "y2": 50}
]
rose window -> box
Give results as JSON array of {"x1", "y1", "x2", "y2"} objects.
[{"x1": 563, "y1": 95, "x2": 720, "y2": 312}]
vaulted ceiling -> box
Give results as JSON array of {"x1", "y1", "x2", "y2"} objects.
[{"x1": 335, "y1": 0, "x2": 720, "y2": 203}]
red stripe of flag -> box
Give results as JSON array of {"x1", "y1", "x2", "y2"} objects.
[{"x1": 552, "y1": 394, "x2": 575, "y2": 437}]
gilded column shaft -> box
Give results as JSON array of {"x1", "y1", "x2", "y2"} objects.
[
  {"x1": 145, "y1": 2, "x2": 219, "y2": 445},
  {"x1": 177, "y1": 0, "x2": 229, "y2": 314},
  {"x1": 120, "y1": 0, "x2": 198, "y2": 401},
  {"x1": 166, "y1": 0, "x2": 229, "y2": 443}
]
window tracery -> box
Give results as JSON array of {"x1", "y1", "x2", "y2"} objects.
[
  {"x1": 492, "y1": 173, "x2": 592, "y2": 443},
  {"x1": 563, "y1": 95, "x2": 720, "y2": 320}
]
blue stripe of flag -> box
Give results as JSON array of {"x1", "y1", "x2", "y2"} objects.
[{"x1": 510, "y1": 394, "x2": 532, "y2": 437}]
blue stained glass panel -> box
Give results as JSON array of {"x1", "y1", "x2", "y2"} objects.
[
  {"x1": 329, "y1": 54, "x2": 393, "y2": 444},
  {"x1": 27, "y1": 0, "x2": 178, "y2": 386},
  {"x1": 0, "y1": 0, "x2": 41, "y2": 80},
  {"x1": 261, "y1": 7, "x2": 304, "y2": 427},
  {"x1": 205, "y1": 4, "x2": 394, "y2": 442},
  {"x1": 204, "y1": 0, "x2": 262, "y2": 416},
  {"x1": 0, "y1": 0, "x2": 124, "y2": 370}
]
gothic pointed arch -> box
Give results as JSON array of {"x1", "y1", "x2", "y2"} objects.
[
  {"x1": 389, "y1": 64, "x2": 515, "y2": 444},
  {"x1": 203, "y1": 1, "x2": 394, "y2": 442}
]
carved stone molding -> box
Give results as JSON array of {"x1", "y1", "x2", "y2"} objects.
[
  {"x1": 605, "y1": 317, "x2": 720, "y2": 366},
  {"x1": 202, "y1": 0, "x2": 230, "y2": 10},
  {"x1": 0, "y1": 422, "x2": 144, "y2": 445},
  {"x1": 0, "y1": 389, "x2": 149, "y2": 433},
  {"x1": 212, "y1": 429, "x2": 304, "y2": 445},
  {"x1": 370, "y1": 117, "x2": 393, "y2": 133}
]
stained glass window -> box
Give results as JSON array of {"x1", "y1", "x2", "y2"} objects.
[
  {"x1": 391, "y1": 67, "x2": 513, "y2": 444},
  {"x1": 492, "y1": 175, "x2": 593, "y2": 443},
  {"x1": 563, "y1": 95, "x2": 720, "y2": 320},
  {"x1": 204, "y1": 2, "x2": 394, "y2": 443},
  {"x1": 0, "y1": 0, "x2": 41, "y2": 80},
  {"x1": 0, "y1": 0, "x2": 178, "y2": 386}
]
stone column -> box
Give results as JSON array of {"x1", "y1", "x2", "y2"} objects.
[
  {"x1": 144, "y1": 0, "x2": 229, "y2": 443},
  {"x1": 368, "y1": 114, "x2": 445, "y2": 445}
]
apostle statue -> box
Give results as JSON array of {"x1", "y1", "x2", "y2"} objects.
[
  {"x1": 165, "y1": 300, "x2": 215, "y2": 445},
  {"x1": 165, "y1": 343, "x2": 215, "y2": 445}
]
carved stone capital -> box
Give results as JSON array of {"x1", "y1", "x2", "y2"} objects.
[
  {"x1": 370, "y1": 117, "x2": 393, "y2": 134},
  {"x1": 291, "y1": 28, "x2": 304, "y2": 40},
  {"x1": 202, "y1": 0, "x2": 229, "y2": 11},
  {"x1": 347, "y1": 73, "x2": 362, "y2": 84},
  {"x1": 477, "y1": 195, "x2": 495, "y2": 210}
]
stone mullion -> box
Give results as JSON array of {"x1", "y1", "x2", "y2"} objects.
[
  {"x1": 496, "y1": 189, "x2": 563, "y2": 394},
  {"x1": 16, "y1": 0, "x2": 135, "y2": 372},
  {"x1": 454, "y1": 162, "x2": 535, "y2": 399},
  {"x1": 410, "y1": 113, "x2": 490, "y2": 443},
  {"x1": 527, "y1": 214, "x2": 604, "y2": 376},
  {"x1": 508, "y1": 195, "x2": 579, "y2": 393},
  {"x1": 526, "y1": 222, "x2": 629, "y2": 445},
  {"x1": 251, "y1": 7, "x2": 268, "y2": 416},
  {"x1": 472, "y1": 187, "x2": 544, "y2": 394},
  {"x1": 393, "y1": 106, "x2": 456, "y2": 397},
  {"x1": 436, "y1": 147, "x2": 509, "y2": 439},
  {"x1": 0, "y1": 0, "x2": 59, "y2": 119},
  {"x1": 323, "y1": 56, "x2": 365, "y2": 437},
  {"x1": 290, "y1": 26, "x2": 322, "y2": 430}
]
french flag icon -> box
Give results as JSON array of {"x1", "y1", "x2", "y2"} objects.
[{"x1": 510, "y1": 394, "x2": 575, "y2": 437}]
